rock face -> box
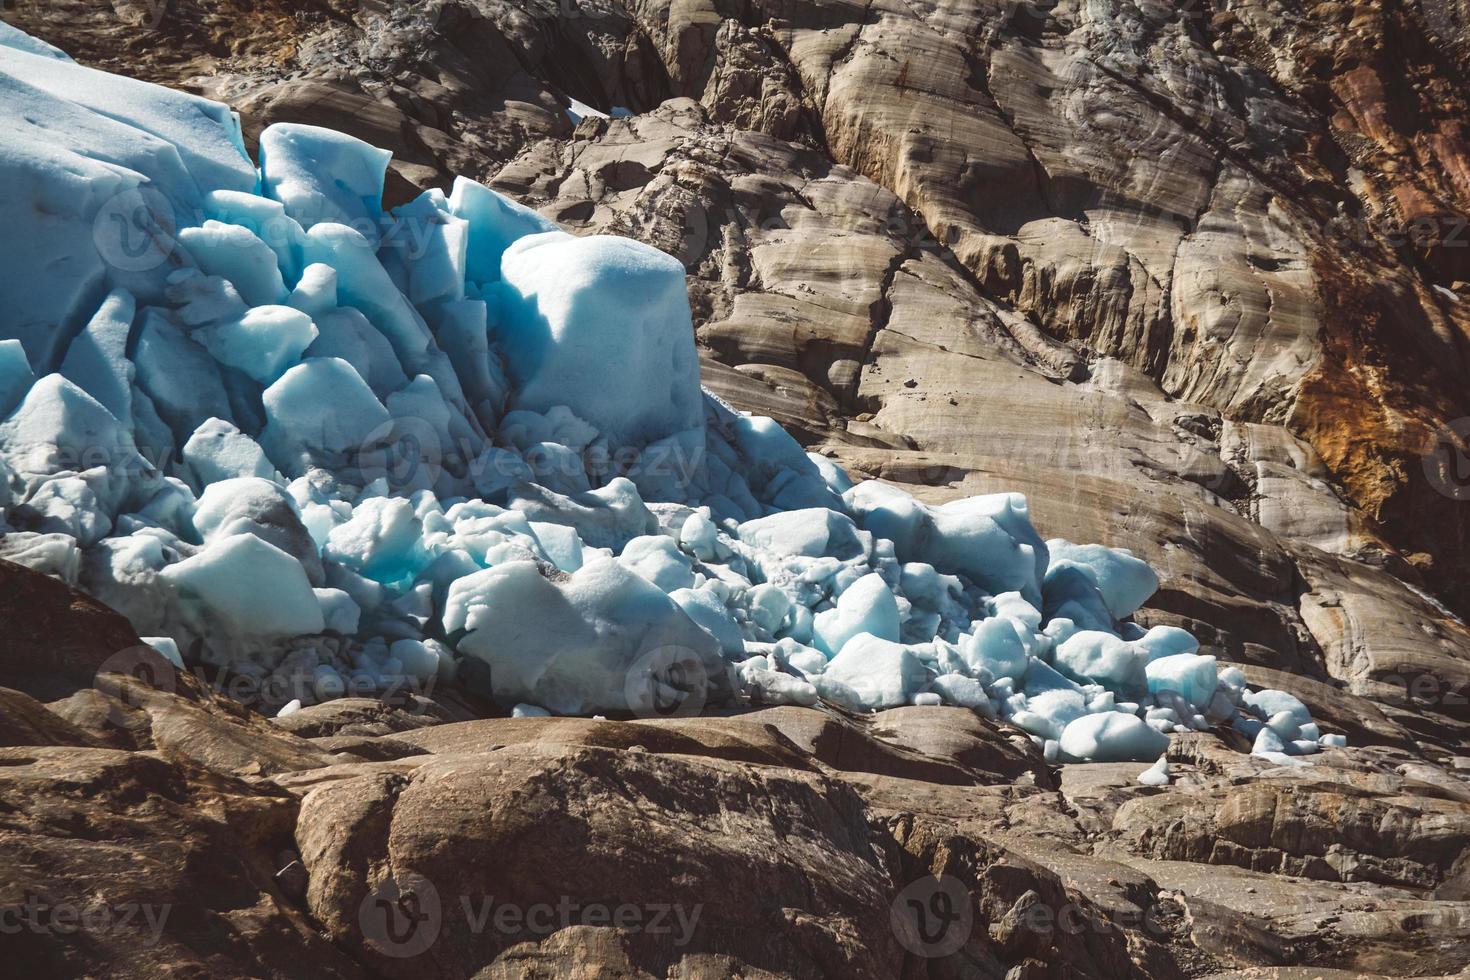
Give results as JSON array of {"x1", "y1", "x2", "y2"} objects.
[{"x1": 7, "y1": 1, "x2": 1470, "y2": 976}]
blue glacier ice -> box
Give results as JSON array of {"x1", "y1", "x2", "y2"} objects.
[{"x1": 0, "y1": 27, "x2": 1338, "y2": 761}]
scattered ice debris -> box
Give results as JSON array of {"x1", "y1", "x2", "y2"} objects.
[
  {"x1": 0, "y1": 28, "x2": 1337, "y2": 763},
  {"x1": 564, "y1": 97, "x2": 608, "y2": 123},
  {"x1": 141, "y1": 635, "x2": 185, "y2": 669},
  {"x1": 1138, "y1": 756, "x2": 1170, "y2": 786},
  {"x1": 1059, "y1": 712, "x2": 1170, "y2": 763}
]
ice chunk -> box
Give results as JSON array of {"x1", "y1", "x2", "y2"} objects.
[
  {"x1": 315, "y1": 587, "x2": 360, "y2": 634},
  {"x1": 1218, "y1": 666, "x2": 1248, "y2": 702},
  {"x1": 1145, "y1": 653, "x2": 1217, "y2": 708},
  {"x1": 512, "y1": 703, "x2": 551, "y2": 718},
  {"x1": 160, "y1": 532, "x2": 325, "y2": 637},
  {"x1": 846, "y1": 482, "x2": 1047, "y2": 603},
  {"x1": 1265, "y1": 710, "x2": 1300, "y2": 741},
  {"x1": 178, "y1": 221, "x2": 289, "y2": 307},
  {"x1": 738, "y1": 508, "x2": 864, "y2": 559},
  {"x1": 259, "y1": 123, "x2": 391, "y2": 241},
  {"x1": 324, "y1": 496, "x2": 431, "y2": 586},
  {"x1": 727, "y1": 415, "x2": 843, "y2": 511},
  {"x1": 195, "y1": 305, "x2": 318, "y2": 385},
  {"x1": 0, "y1": 22, "x2": 70, "y2": 59},
  {"x1": 679, "y1": 510, "x2": 719, "y2": 561},
  {"x1": 301, "y1": 223, "x2": 432, "y2": 365},
  {"x1": 494, "y1": 233, "x2": 704, "y2": 451},
  {"x1": 305, "y1": 307, "x2": 409, "y2": 398},
  {"x1": 132, "y1": 311, "x2": 233, "y2": 443},
  {"x1": 0, "y1": 338, "x2": 36, "y2": 417},
  {"x1": 1054, "y1": 629, "x2": 1145, "y2": 693},
  {"x1": 182, "y1": 417, "x2": 277, "y2": 485},
  {"x1": 671, "y1": 587, "x2": 744, "y2": 656},
  {"x1": 928, "y1": 673, "x2": 991, "y2": 711},
  {"x1": 1046, "y1": 541, "x2": 1159, "y2": 619},
  {"x1": 389, "y1": 638, "x2": 445, "y2": 684},
  {"x1": 747, "y1": 583, "x2": 791, "y2": 635},
  {"x1": 508, "y1": 477, "x2": 657, "y2": 551},
  {"x1": 58, "y1": 289, "x2": 133, "y2": 424},
  {"x1": 1243, "y1": 688, "x2": 1312, "y2": 727},
  {"x1": 141, "y1": 636, "x2": 185, "y2": 669},
  {"x1": 0, "y1": 374, "x2": 139, "y2": 478},
  {"x1": 808, "y1": 452, "x2": 854, "y2": 494},
  {"x1": 0, "y1": 43, "x2": 255, "y2": 197},
  {"x1": 260, "y1": 358, "x2": 391, "y2": 475},
  {"x1": 313, "y1": 665, "x2": 347, "y2": 701},
  {"x1": 813, "y1": 633, "x2": 929, "y2": 711},
  {"x1": 619, "y1": 535, "x2": 696, "y2": 593},
  {"x1": 17, "y1": 475, "x2": 112, "y2": 545},
  {"x1": 203, "y1": 190, "x2": 307, "y2": 285},
  {"x1": 1019, "y1": 688, "x2": 1087, "y2": 740},
  {"x1": 1059, "y1": 712, "x2": 1170, "y2": 762},
  {"x1": 0, "y1": 63, "x2": 196, "y2": 369},
  {"x1": 386, "y1": 191, "x2": 468, "y2": 308},
  {"x1": 738, "y1": 663, "x2": 820, "y2": 706},
  {"x1": 193, "y1": 477, "x2": 323, "y2": 583},
  {"x1": 447, "y1": 176, "x2": 557, "y2": 285},
  {"x1": 1135, "y1": 624, "x2": 1200, "y2": 662},
  {"x1": 381, "y1": 374, "x2": 457, "y2": 492},
  {"x1": 286, "y1": 263, "x2": 336, "y2": 316},
  {"x1": 445, "y1": 557, "x2": 730, "y2": 715},
  {"x1": 1137, "y1": 757, "x2": 1170, "y2": 786},
  {"x1": 813, "y1": 572, "x2": 900, "y2": 656},
  {"x1": 962, "y1": 617, "x2": 1029, "y2": 683},
  {"x1": 165, "y1": 271, "x2": 248, "y2": 328},
  {"x1": 0, "y1": 531, "x2": 82, "y2": 582},
  {"x1": 1252, "y1": 726, "x2": 1287, "y2": 756},
  {"x1": 525, "y1": 521, "x2": 584, "y2": 573}
]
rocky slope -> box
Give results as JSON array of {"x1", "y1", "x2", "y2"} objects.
[
  {"x1": 5, "y1": 0, "x2": 1470, "y2": 975},
  {"x1": 5, "y1": 557, "x2": 1470, "y2": 979},
  {"x1": 12, "y1": 0, "x2": 1470, "y2": 753}
]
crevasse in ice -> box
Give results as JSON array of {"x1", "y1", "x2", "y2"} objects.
[{"x1": 0, "y1": 27, "x2": 1336, "y2": 762}]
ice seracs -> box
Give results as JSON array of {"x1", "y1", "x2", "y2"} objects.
[{"x1": 0, "y1": 26, "x2": 1342, "y2": 763}]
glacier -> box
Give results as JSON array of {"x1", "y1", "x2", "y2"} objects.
[{"x1": 0, "y1": 27, "x2": 1337, "y2": 763}]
